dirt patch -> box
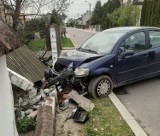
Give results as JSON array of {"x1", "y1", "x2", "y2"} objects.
[{"x1": 55, "y1": 104, "x2": 85, "y2": 136}]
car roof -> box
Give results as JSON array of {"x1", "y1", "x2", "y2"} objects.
[{"x1": 103, "y1": 26, "x2": 160, "y2": 33}]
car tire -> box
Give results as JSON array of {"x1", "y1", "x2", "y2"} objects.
[{"x1": 88, "y1": 75, "x2": 113, "y2": 98}]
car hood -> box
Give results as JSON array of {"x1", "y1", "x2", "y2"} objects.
[{"x1": 57, "y1": 49, "x2": 102, "y2": 68}]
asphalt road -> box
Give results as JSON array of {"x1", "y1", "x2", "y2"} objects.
[
  {"x1": 67, "y1": 27, "x2": 96, "y2": 47},
  {"x1": 116, "y1": 78, "x2": 160, "y2": 136},
  {"x1": 67, "y1": 27, "x2": 160, "y2": 136}
]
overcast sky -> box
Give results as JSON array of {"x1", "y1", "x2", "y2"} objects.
[{"x1": 66, "y1": 0, "x2": 108, "y2": 19}]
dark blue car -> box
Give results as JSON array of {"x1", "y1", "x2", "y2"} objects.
[{"x1": 54, "y1": 27, "x2": 160, "y2": 98}]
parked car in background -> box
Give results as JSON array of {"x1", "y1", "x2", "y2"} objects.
[{"x1": 53, "y1": 27, "x2": 160, "y2": 98}]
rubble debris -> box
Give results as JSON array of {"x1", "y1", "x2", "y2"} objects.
[
  {"x1": 15, "y1": 108, "x2": 23, "y2": 118},
  {"x1": 29, "y1": 94, "x2": 42, "y2": 105},
  {"x1": 73, "y1": 107, "x2": 89, "y2": 123},
  {"x1": 18, "y1": 97, "x2": 29, "y2": 106},
  {"x1": 28, "y1": 88, "x2": 37, "y2": 99},
  {"x1": 40, "y1": 89, "x2": 47, "y2": 99},
  {"x1": 19, "y1": 97, "x2": 23, "y2": 105},
  {"x1": 25, "y1": 109, "x2": 33, "y2": 115},
  {"x1": 59, "y1": 99, "x2": 70, "y2": 111},
  {"x1": 64, "y1": 108, "x2": 77, "y2": 122},
  {"x1": 69, "y1": 90, "x2": 95, "y2": 112},
  {"x1": 49, "y1": 89, "x2": 58, "y2": 103},
  {"x1": 28, "y1": 110, "x2": 38, "y2": 119},
  {"x1": 8, "y1": 68, "x2": 33, "y2": 91}
]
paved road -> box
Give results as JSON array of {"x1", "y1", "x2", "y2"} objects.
[
  {"x1": 67, "y1": 27, "x2": 160, "y2": 136},
  {"x1": 67, "y1": 27, "x2": 96, "y2": 47},
  {"x1": 116, "y1": 78, "x2": 160, "y2": 136}
]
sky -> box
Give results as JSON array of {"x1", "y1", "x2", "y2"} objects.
[{"x1": 66, "y1": 0, "x2": 108, "y2": 19}]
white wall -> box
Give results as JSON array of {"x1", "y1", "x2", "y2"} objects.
[{"x1": 0, "y1": 55, "x2": 18, "y2": 136}]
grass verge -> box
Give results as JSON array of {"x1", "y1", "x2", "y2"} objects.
[
  {"x1": 27, "y1": 39, "x2": 45, "y2": 51},
  {"x1": 61, "y1": 37, "x2": 74, "y2": 48},
  {"x1": 85, "y1": 98, "x2": 135, "y2": 136}
]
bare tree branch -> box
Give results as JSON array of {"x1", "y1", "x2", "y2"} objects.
[{"x1": 0, "y1": 0, "x2": 72, "y2": 30}]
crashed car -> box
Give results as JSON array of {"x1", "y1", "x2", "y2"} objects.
[{"x1": 52, "y1": 27, "x2": 160, "y2": 98}]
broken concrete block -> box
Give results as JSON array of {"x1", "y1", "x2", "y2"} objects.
[
  {"x1": 49, "y1": 89, "x2": 58, "y2": 103},
  {"x1": 28, "y1": 110, "x2": 38, "y2": 119},
  {"x1": 45, "y1": 97, "x2": 56, "y2": 121},
  {"x1": 28, "y1": 88, "x2": 37, "y2": 99},
  {"x1": 69, "y1": 90, "x2": 95, "y2": 112},
  {"x1": 40, "y1": 89, "x2": 47, "y2": 99},
  {"x1": 33, "y1": 105, "x2": 40, "y2": 110},
  {"x1": 19, "y1": 97, "x2": 23, "y2": 105},
  {"x1": 8, "y1": 68, "x2": 33, "y2": 91},
  {"x1": 25, "y1": 109, "x2": 33, "y2": 115},
  {"x1": 44, "y1": 88, "x2": 51, "y2": 94},
  {"x1": 29, "y1": 94, "x2": 42, "y2": 105}
]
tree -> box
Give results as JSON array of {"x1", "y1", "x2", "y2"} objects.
[
  {"x1": 101, "y1": 0, "x2": 120, "y2": 29},
  {"x1": 91, "y1": 1, "x2": 102, "y2": 25},
  {"x1": 50, "y1": 9, "x2": 61, "y2": 25},
  {"x1": 141, "y1": 0, "x2": 160, "y2": 27},
  {"x1": 0, "y1": 0, "x2": 71, "y2": 31},
  {"x1": 108, "y1": 3, "x2": 140, "y2": 27}
]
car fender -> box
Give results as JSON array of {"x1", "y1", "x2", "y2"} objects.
[{"x1": 91, "y1": 67, "x2": 112, "y2": 77}]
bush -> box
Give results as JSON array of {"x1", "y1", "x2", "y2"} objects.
[{"x1": 16, "y1": 117, "x2": 36, "y2": 133}]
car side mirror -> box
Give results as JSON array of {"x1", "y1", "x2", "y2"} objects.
[{"x1": 121, "y1": 50, "x2": 134, "y2": 59}]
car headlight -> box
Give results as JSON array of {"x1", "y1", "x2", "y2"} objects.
[{"x1": 74, "y1": 68, "x2": 89, "y2": 77}]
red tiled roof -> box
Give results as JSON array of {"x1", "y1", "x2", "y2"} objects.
[{"x1": 0, "y1": 20, "x2": 22, "y2": 56}]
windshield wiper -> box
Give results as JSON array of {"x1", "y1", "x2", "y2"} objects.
[
  {"x1": 77, "y1": 47, "x2": 98, "y2": 54},
  {"x1": 83, "y1": 49, "x2": 98, "y2": 54}
]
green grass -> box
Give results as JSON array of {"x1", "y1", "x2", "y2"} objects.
[
  {"x1": 61, "y1": 37, "x2": 74, "y2": 48},
  {"x1": 28, "y1": 39, "x2": 45, "y2": 51},
  {"x1": 85, "y1": 98, "x2": 135, "y2": 136}
]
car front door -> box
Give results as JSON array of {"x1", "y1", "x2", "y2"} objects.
[{"x1": 114, "y1": 31, "x2": 150, "y2": 83}]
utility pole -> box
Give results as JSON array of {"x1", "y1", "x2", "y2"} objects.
[
  {"x1": 89, "y1": 2, "x2": 91, "y2": 27},
  {"x1": 85, "y1": 1, "x2": 92, "y2": 28}
]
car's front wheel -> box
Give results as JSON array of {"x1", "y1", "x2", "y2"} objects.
[{"x1": 88, "y1": 75, "x2": 113, "y2": 98}]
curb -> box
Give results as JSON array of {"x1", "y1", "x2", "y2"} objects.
[{"x1": 109, "y1": 92, "x2": 148, "y2": 136}]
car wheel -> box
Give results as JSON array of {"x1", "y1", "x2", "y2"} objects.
[{"x1": 88, "y1": 75, "x2": 113, "y2": 98}]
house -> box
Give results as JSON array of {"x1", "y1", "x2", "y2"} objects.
[
  {"x1": 75, "y1": 17, "x2": 82, "y2": 25},
  {"x1": 81, "y1": 10, "x2": 93, "y2": 25},
  {"x1": 0, "y1": 20, "x2": 22, "y2": 136}
]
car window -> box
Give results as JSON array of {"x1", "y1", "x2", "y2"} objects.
[
  {"x1": 118, "y1": 32, "x2": 146, "y2": 57},
  {"x1": 80, "y1": 31, "x2": 126, "y2": 55},
  {"x1": 149, "y1": 31, "x2": 160, "y2": 48}
]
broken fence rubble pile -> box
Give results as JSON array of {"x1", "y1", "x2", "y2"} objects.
[
  {"x1": 14, "y1": 67, "x2": 95, "y2": 135},
  {"x1": 15, "y1": 85, "x2": 95, "y2": 124},
  {"x1": 15, "y1": 86, "x2": 57, "y2": 119}
]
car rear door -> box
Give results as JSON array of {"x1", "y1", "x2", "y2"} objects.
[
  {"x1": 114, "y1": 31, "x2": 150, "y2": 83},
  {"x1": 145, "y1": 30, "x2": 160, "y2": 74}
]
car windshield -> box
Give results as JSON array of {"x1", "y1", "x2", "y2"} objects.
[{"x1": 79, "y1": 31, "x2": 126, "y2": 55}]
